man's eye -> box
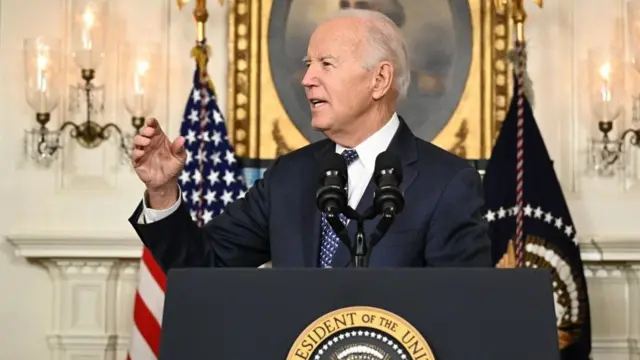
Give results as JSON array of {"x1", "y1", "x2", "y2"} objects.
[{"x1": 322, "y1": 61, "x2": 332, "y2": 67}]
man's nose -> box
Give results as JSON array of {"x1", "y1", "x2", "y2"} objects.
[{"x1": 301, "y1": 67, "x2": 319, "y2": 88}]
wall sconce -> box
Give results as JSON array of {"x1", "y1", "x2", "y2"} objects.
[
  {"x1": 23, "y1": 0, "x2": 154, "y2": 164},
  {"x1": 23, "y1": 37, "x2": 64, "y2": 161},
  {"x1": 585, "y1": 47, "x2": 633, "y2": 177},
  {"x1": 585, "y1": 2, "x2": 640, "y2": 178}
]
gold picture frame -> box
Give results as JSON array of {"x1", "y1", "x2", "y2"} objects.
[{"x1": 227, "y1": 0, "x2": 513, "y2": 161}]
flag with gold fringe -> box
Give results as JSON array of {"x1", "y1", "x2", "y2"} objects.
[{"x1": 482, "y1": 46, "x2": 591, "y2": 359}]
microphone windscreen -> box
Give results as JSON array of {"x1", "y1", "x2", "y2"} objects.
[
  {"x1": 320, "y1": 152, "x2": 348, "y2": 175},
  {"x1": 374, "y1": 151, "x2": 403, "y2": 182}
]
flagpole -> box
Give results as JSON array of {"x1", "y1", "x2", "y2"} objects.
[
  {"x1": 176, "y1": 0, "x2": 223, "y2": 225},
  {"x1": 177, "y1": 0, "x2": 224, "y2": 43},
  {"x1": 193, "y1": 0, "x2": 208, "y2": 43},
  {"x1": 495, "y1": 0, "x2": 543, "y2": 267}
]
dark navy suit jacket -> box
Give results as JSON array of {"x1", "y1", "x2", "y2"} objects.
[{"x1": 129, "y1": 118, "x2": 492, "y2": 270}]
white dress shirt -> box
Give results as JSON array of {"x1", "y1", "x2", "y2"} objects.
[
  {"x1": 336, "y1": 113, "x2": 399, "y2": 211},
  {"x1": 140, "y1": 113, "x2": 400, "y2": 223}
]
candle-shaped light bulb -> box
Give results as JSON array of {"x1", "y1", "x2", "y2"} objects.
[
  {"x1": 599, "y1": 61, "x2": 612, "y2": 120},
  {"x1": 36, "y1": 53, "x2": 49, "y2": 92},
  {"x1": 134, "y1": 59, "x2": 150, "y2": 115},
  {"x1": 134, "y1": 60, "x2": 149, "y2": 94},
  {"x1": 35, "y1": 43, "x2": 50, "y2": 112},
  {"x1": 81, "y1": 8, "x2": 95, "y2": 50}
]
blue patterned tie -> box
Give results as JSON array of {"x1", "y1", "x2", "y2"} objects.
[{"x1": 319, "y1": 149, "x2": 359, "y2": 267}]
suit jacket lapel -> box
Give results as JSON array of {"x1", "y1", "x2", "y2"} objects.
[
  {"x1": 330, "y1": 116, "x2": 418, "y2": 267},
  {"x1": 301, "y1": 141, "x2": 334, "y2": 267}
]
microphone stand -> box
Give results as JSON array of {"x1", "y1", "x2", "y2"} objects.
[
  {"x1": 325, "y1": 206, "x2": 398, "y2": 269},
  {"x1": 347, "y1": 207, "x2": 378, "y2": 268},
  {"x1": 354, "y1": 217, "x2": 367, "y2": 268},
  {"x1": 368, "y1": 208, "x2": 396, "y2": 249}
]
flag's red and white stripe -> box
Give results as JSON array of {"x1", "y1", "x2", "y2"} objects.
[{"x1": 127, "y1": 248, "x2": 167, "y2": 360}]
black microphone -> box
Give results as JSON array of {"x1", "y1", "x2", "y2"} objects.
[
  {"x1": 316, "y1": 153, "x2": 353, "y2": 263},
  {"x1": 316, "y1": 152, "x2": 348, "y2": 214},
  {"x1": 368, "y1": 151, "x2": 404, "y2": 251},
  {"x1": 373, "y1": 151, "x2": 404, "y2": 216}
]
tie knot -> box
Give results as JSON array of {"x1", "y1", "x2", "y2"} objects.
[{"x1": 342, "y1": 149, "x2": 359, "y2": 166}]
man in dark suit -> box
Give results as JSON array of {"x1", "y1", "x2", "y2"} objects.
[{"x1": 128, "y1": 9, "x2": 491, "y2": 270}]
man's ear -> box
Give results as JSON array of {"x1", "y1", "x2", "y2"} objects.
[{"x1": 371, "y1": 61, "x2": 394, "y2": 100}]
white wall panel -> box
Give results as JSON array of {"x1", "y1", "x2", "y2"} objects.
[{"x1": 0, "y1": 0, "x2": 228, "y2": 358}]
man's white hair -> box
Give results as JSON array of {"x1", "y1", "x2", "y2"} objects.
[{"x1": 326, "y1": 8, "x2": 411, "y2": 100}]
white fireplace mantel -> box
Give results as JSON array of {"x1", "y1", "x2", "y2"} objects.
[
  {"x1": 7, "y1": 233, "x2": 143, "y2": 259},
  {"x1": 6, "y1": 233, "x2": 144, "y2": 360}
]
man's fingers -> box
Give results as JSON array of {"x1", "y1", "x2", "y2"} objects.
[
  {"x1": 171, "y1": 136, "x2": 186, "y2": 158},
  {"x1": 133, "y1": 134, "x2": 151, "y2": 147},
  {"x1": 139, "y1": 125, "x2": 157, "y2": 138},
  {"x1": 139, "y1": 118, "x2": 164, "y2": 138},
  {"x1": 131, "y1": 148, "x2": 146, "y2": 161},
  {"x1": 145, "y1": 117, "x2": 159, "y2": 128}
]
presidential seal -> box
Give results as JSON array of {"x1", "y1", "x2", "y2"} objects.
[{"x1": 287, "y1": 306, "x2": 435, "y2": 360}]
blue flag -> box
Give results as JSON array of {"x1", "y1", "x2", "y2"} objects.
[
  {"x1": 482, "y1": 76, "x2": 591, "y2": 359},
  {"x1": 178, "y1": 42, "x2": 247, "y2": 226}
]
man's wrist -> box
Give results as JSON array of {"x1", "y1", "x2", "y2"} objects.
[{"x1": 147, "y1": 183, "x2": 179, "y2": 210}]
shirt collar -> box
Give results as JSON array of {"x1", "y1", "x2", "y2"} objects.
[{"x1": 335, "y1": 113, "x2": 400, "y2": 172}]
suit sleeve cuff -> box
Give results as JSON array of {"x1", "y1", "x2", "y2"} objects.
[{"x1": 139, "y1": 186, "x2": 183, "y2": 224}]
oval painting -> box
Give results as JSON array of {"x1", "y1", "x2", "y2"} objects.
[{"x1": 267, "y1": 0, "x2": 473, "y2": 144}]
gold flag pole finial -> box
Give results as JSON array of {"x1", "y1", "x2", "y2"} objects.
[
  {"x1": 495, "y1": 0, "x2": 543, "y2": 43},
  {"x1": 176, "y1": 0, "x2": 224, "y2": 43}
]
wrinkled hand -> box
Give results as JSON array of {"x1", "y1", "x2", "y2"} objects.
[{"x1": 132, "y1": 118, "x2": 186, "y2": 194}]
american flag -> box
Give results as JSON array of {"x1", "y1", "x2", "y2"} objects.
[{"x1": 127, "y1": 41, "x2": 247, "y2": 360}]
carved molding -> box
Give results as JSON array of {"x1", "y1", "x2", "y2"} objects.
[
  {"x1": 5, "y1": 233, "x2": 142, "y2": 259},
  {"x1": 7, "y1": 233, "x2": 640, "y2": 263},
  {"x1": 584, "y1": 264, "x2": 629, "y2": 278},
  {"x1": 578, "y1": 237, "x2": 640, "y2": 263}
]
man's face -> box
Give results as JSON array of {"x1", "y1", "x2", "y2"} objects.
[{"x1": 302, "y1": 19, "x2": 374, "y2": 136}]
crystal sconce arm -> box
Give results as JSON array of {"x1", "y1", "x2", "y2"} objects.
[
  {"x1": 23, "y1": 0, "x2": 158, "y2": 165},
  {"x1": 593, "y1": 120, "x2": 640, "y2": 170}
]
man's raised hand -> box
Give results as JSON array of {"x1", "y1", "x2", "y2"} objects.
[{"x1": 132, "y1": 118, "x2": 186, "y2": 209}]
